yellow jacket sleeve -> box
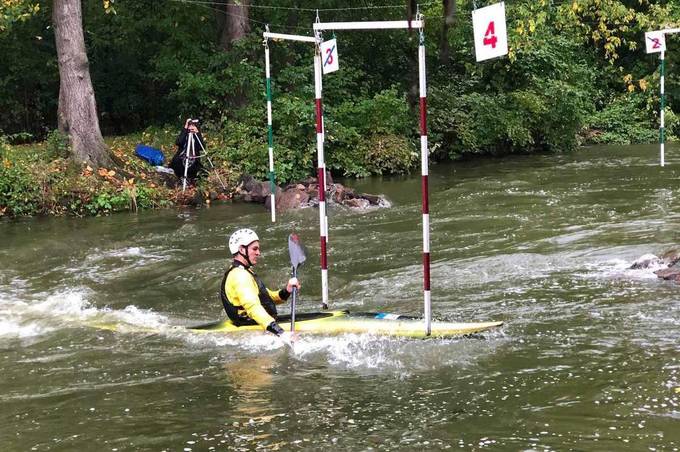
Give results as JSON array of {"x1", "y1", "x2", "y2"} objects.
[
  {"x1": 225, "y1": 268, "x2": 275, "y2": 329},
  {"x1": 267, "y1": 288, "x2": 286, "y2": 304}
]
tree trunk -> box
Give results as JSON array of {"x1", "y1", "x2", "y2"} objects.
[
  {"x1": 218, "y1": 0, "x2": 251, "y2": 51},
  {"x1": 439, "y1": 0, "x2": 456, "y2": 64},
  {"x1": 53, "y1": 0, "x2": 112, "y2": 168}
]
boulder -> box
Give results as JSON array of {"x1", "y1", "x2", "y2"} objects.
[
  {"x1": 331, "y1": 184, "x2": 348, "y2": 203},
  {"x1": 344, "y1": 198, "x2": 370, "y2": 209},
  {"x1": 263, "y1": 186, "x2": 283, "y2": 210},
  {"x1": 661, "y1": 249, "x2": 680, "y2": 267},
  {"x1": 655, "y1": 267, "x2": 680, "y2": 282},
  {"x1": 234, "y1": 173, "x2": 389, "y2": 212},
  {"x1": 362, "y1": 193, "x2": 385, "y2": 206},
  {"x1": 276, "y1": 187, "x2": 310, "y2": 210},
  {"x1": 235, "y1": 175, "x2": 270, "y2": 203},
  {"x1": 631, "y1": 248, "x2": 680, "y2": 284}
]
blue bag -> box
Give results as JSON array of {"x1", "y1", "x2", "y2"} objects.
[{"x1": 135, "y1": 144, "x2": 165, "y2": 166}]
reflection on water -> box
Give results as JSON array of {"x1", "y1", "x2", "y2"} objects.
[{"x1": 1, "y1": 144, "x2": 680, "y2": 450}]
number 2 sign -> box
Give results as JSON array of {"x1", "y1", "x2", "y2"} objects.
[
  {"x1": 472, "y1": 2, "x2": 508, "y2": 62},
  {"x1": 645, "y1": 31, "x2": 666, "y2": 54}
]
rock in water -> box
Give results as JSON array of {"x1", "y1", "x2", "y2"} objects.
[
  {"x1": 654, "y1": 267, "x2": 680, "y2": 282},
  {"x1": 661, "y1": 249, "x2": 680, "y2": 267},
  {"x1": 629, "y1": 253, "x2": 662, "y2": 270},
  {"x1": 234, "y1": 174, "x2": 389, "y2": 212}
]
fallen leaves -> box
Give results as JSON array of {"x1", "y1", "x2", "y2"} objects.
[{"x1": 98, "y1": 168, "x2": 116, "y2": 178}]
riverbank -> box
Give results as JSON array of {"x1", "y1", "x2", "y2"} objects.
[
  {"x1": 0, "y1": 128, "x2": 239, "y2": 218},
  {"x1": 0, "y1": 124, "x2": 667, "y2": 219}
]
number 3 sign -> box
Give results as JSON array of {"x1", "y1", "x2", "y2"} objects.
[
  {"x1": 472, "y1": 2, "x2": 508, "y2": 62},
  {"x1": 320, "y1": 39, "x2": 339, "y2": 74}
]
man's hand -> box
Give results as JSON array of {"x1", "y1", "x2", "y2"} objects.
[
  {"x1": 286, "y1": 277, "x2": 300, "y2": 294},
  {"x1": 266, "y1": 321, "x2": 298, "y2": 349},
  {"x1": 266, "y1": 321, "x2": 285, "y2": 336},
  {"x1": 184, "y1": 118, "x2": 191, "y2": 128},
  {"x1": 279, "y1": 331, "x2": 299, "y2": 349}
]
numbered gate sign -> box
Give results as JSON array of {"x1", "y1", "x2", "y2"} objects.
[
  {"x1": 472, "y1": 2, "x2": 508, "y2": 62},
  {"x1": 320, "y1": 39, "x2": 339, "y2": 74},
  {"x1": 645, "y1": 31, "x2": 666, "y2": 54}
]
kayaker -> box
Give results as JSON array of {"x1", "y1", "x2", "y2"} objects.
[{"x1": 221, "y1": 228, "x2": 300, "y2": 338}]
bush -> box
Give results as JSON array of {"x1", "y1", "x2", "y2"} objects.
[
  {"x1": 45, "y1": 129, "x2": 70, "y2": 160},
  {"x1": 363, "y1": 134, "x2": 416, "y2": 175},
  {"x1": 0, "y1": 137, "x2": 42, "y2": 216},
  {"x1": 326, "y1": 88, "x2": 413, "y2": 177},
  {"x1": 585, "y1": 94, "x2": 658, "y2": 145},
  {"x1": 663, "y1": 107, "x2": 679, "y2": 141}
]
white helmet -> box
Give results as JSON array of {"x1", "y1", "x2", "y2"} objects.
[{"x1": 229, "y1": 228, "x2": 259, "y2": 255}]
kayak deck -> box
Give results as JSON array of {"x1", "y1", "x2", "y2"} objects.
[{"x1": 188, "y1": 310, "x2": 503, "y2": 338}]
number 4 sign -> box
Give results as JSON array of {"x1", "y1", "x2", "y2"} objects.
[{"x1": 472, "y1": 2, "x2": 508, "y2": 62}]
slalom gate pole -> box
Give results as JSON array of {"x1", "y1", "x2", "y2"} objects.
[
  {"x1": 314, "y1": 44, "x2": 329, "y2": 310},
  {"x1": 312, "y1": 17, "x2": 428, "y2": 332},
  {"x1": 264, "y1": 35, "x2": 276, "y2": 221},
  {"x1": 418, "y1": 21, "x2": 431, "y2": 336},
  {"x1": 261, "y1": 30, "x2": 318, "y2": 223},
  {"x1": 262, "y1": 27, "x2": 325, "y2": 307},
  {"x1": 651, "y1": 28, "x2": 680, "y2": 166},
  {"x1": 660, "y1": 50, "x2": 666, "y2": 167}
]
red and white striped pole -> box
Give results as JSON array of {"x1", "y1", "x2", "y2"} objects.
[
  {"x1": 312, "y1": 18, "x2": 428, "y2": 329},
  {"x1": 418, "y1": 21, "x2": 431, "y2": 335},
  {"x1": 314, "y1": 43, "x2": 329, "y2": 309}
]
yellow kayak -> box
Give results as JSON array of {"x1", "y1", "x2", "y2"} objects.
[{"x1": 188, "y1": 310, "x2": 503, "y2": 339}]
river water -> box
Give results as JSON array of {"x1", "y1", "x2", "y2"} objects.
[{"x1": 1, "y1": 144, "x2": 679, "y2": 450}]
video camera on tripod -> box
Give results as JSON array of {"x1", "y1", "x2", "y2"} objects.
[{"x1": 170, "y1": 118, "x2": 227, "y2": 192}]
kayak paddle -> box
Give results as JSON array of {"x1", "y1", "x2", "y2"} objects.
[{"x1": 288, "y1": 233, "x2": 306, "y2": 332}]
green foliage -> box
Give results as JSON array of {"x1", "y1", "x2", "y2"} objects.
[
  {"x1": 555, "y1": 0, "x2": 678, "y2": 63},
  {"x1": 0, "y1": 136, "x2": 41, "y2": 216},
  {"x1": 45, "y1": 129, "x2": 70, "y2": 159},
  {"x1": 362, "y1": 134, "x2": 416, "y2": 175},
  {"x1": 585, "y1": 94, "x2": 657, "y2": 145},
  {"x1": 0, "y1": 1, "x2": 40, "y2": 33},
  {"x1": 665, "y1": 107, "x2": 680, "y2": 141},
  {"x1": 325, "y1": 87, "x2": 413, "y2": 176},
  {"x1": 84, "y1": 191, "x2": 128, "y2": 216},
  {"x1": 429, "y1": 30, "x2": 596, "y2": 158},
  {"x1": 0, "y1": 2, "x2": 57, "y2": 139}
]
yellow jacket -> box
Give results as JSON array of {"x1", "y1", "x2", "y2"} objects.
[{"x1": 221, "y1": 262, "x2": 289, "y2": 329}]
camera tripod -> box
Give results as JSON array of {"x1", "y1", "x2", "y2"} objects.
[{"x1": 182, "y1": 132, "x2": 227, "y2": 192}]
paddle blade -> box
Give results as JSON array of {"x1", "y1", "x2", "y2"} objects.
[{"x1": 288, "y1": 233, "x2": 307, "y2": 269}]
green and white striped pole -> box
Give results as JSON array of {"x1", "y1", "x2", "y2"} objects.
[
  {"x1": 262, "y1": 30, "x2": 318, "y2": 222},
  {"x1": 647, "y1": 28, "x2": 680, "y2": 166},
  {"x1": 660, "y1": 50, "x2": 666, "y2": 167},
  {"x1": 264, "y1": 33, "x2": 276, "y2": 221}
]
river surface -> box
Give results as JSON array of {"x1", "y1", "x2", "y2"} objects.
[{"x1": 1, "y1": 144, "x2": 680, "y2": 451}]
